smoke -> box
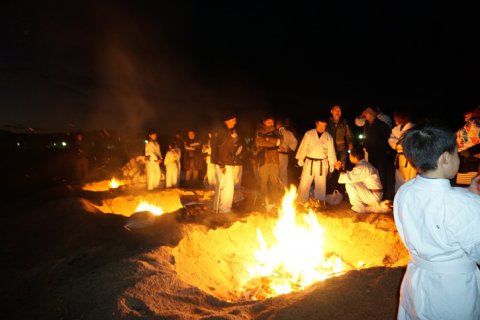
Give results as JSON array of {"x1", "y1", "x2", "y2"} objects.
[{"x1": 88, "y1": 2, "x2": 268, "y2": 139}]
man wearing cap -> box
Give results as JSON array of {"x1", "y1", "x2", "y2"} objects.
[
  {"x1": 211, "y1": 113, "x2": 240, "y2": 213},
  {"x1": 295, "y1": 116, "x2": 337, "y2": 206}
]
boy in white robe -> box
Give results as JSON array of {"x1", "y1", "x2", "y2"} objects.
[{"x1": 394, "y1": 125, "x2": 480, "y2": 320}]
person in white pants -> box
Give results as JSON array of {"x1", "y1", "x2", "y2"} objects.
[
  {"x1": 211, "y1": 113, "x2": 240, "y2": 213},
  {"x1": 164, "y1": 142, "x2": 180, "y2": 188},
  {"x1": 295, "y1": 116, "x2": 337, "y2": 205},
  {"x1": 335, "y1": 145, "x2": 389, "y2": 213},
  {"x1": 145, "y1": 130, "x2": 162, "y2": 191}
]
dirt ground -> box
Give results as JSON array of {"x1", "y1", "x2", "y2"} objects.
[{"x1": 0, "y1": 182, "x2": 407, "y2": 320}]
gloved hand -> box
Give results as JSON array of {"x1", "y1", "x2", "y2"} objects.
[{"x1": 297, "y1": 159, "x2": 304, "y2": 167}]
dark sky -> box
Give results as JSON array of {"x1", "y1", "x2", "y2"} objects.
[{"x1": 1, "y1": 0, "x2": 478, "y2": 134}]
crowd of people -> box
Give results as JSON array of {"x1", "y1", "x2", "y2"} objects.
[
  {"x1": 126, "y1": 103, "x2": 478, "y2": 215},
  {"x1": 71, "y1": 104, "x2": 480, "y2": 217}
]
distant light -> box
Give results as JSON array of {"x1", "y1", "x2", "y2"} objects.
[
  {"x1": 61, "y1": 141, "x2": 67, "y2": 147},
  {"x1": 17, "y1": 142, "x2": 21, "y2": 146},
  {"x1": 145, "y1": 140, "x2": 148, "y2": 144},
  {"x1": 53, "y1": 142, "x2": 57, "y2": 147},
  {"x1": 358, "y1": 134, "x2": 364, "y2": 139}
]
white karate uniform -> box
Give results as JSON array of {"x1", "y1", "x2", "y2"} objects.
[
  {"x1": 388, "y1": 122, "x2": 417, "y2": 192},
  {"x1": 295, "y1": 129, "x2": 337, "y2": 204},
  {"x1": 145, "y1": 140, "x2": 162, "y2": 190},
  {"x1": 394, "y1": 176, "x2": 480, "y2": 320},
  {"x1": 164, "y1": 149, "x2": 180, "y2": 188},
  {"x1": 338, "y1": 159, "x2": 384, "y2": 213}
]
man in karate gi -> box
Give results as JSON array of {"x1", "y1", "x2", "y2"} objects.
[{"x1": 295, "y1": 116, "x2": 337, "y2": 206}]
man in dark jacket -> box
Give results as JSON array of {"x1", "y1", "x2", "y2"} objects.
[
  {"x1": 211, "y1": 113, "x2": 241, "y2": 213},
  {"x1": 360, "y1": 107, "x2": 395, "y2": 200}
]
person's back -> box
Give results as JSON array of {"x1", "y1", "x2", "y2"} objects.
[{"x1": 394, "y1": 125, "x2": 480, "y2": 320}]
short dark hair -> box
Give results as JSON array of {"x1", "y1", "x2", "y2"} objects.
[
  {"x1": 401, "y1": 125, "x2": 456, "y2": 172},
  {"x1": 315, "y1": 113, "x2": 330, "y2": 123},
  {"x1": 350, "y1": 145, "x2": 365, "y2": 160}
]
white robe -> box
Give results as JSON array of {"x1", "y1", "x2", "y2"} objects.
[
  {"x1": 338, "y1": 159, "x2": 384, "y2": 213},
  {"x1": 145, "y1": 140, "x2": 162, "y2": 190},
  {"x1": 164, "y1": 149, "x2": 180, "y2": 188},
  {"x1": 394, "y1": 176, "x2": 480, "y2": 320},
  {"x1": 295, "y1": 129, "x2": 337, "y2": 203}
]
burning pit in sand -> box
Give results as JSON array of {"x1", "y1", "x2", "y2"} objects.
[
  {"x1": 87, "y1": 185, "x2": 408, "y2": 303},
  {"x1": 171, "y1": 187, "x2": 408, "y2": 301}
]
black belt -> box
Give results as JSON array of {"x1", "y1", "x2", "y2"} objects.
[{"x1": 305, "y1": 157, "x2": 327, "y2": 176}]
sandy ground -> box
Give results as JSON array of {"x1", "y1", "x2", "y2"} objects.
[{"x1": 0, "y1": 183, "x2": 407, "y2": 320}]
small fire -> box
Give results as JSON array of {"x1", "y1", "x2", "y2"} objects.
[
  {"x1": 108, "y1": 178, "x2": 121, "y2": 189},
  {"x1": 135, "y1": 200, "x2": 164, "y2": 216},
  {"x1": 240, "y1": 186, "x2": 347, "y2": 299}
]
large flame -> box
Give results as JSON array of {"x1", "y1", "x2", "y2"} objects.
[
  {"x1": 241, "y1": 186, "x2": 346, "y2": 299},
  {"x1": 135, "y1": 200, "x2": 164, "y2": 216}
]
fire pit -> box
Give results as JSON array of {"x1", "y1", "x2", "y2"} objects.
[
  {"x1": 171, "y1": 187, "x2": 408, "y2": 301},
  {"x1": 87, "y1": 185, "x2": 408, "y2": 302}
]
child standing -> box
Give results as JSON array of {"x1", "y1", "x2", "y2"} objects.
[
  {"x1": 394, "y1": 125, "x2": 480, "y2": 319},
  {"x1": 164, "y1": 142, "x2": 180, "y2": 188},
  {"x1": 145, "y1": 129, "x2": 162, "y2": 191}
]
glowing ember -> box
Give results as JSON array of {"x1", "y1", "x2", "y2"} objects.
[
  {"x1": 240, "y1": 186, "x2": 348, "y2": 299},
  {"x1": 109, "y1": 178, "x2": 122, "y2": 189},
  {"x1": 135, "y1": 200, "x2": 164, "y2": 216}
]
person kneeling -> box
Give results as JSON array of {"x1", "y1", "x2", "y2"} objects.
[{"x1": 335, "y1": 145, "x2": 390, "y2": 213}]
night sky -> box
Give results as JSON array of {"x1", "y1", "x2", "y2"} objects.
[{"x1": 1, "y1": 1, "x2": 478, "y2": 135}]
